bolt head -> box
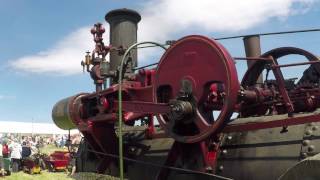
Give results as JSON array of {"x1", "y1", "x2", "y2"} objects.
[
  {"x1": 218, "y1": 165, "x2": 224, "y2": 171},
  {"x1": 301, "y1": 152, "x2": 308, "y2": 158},
  {"x1": 308, "y1": 145, "x2": 315, "y2": 152},
  {"x1": 222, "y1": 149, "x2": 227, "y2": 155},
  {"x1": 205, "y1": 166, "x2": 213, "y2": 173},
  {"x1": 302, "y1": 140, "x2": 310, "y2": 146},
  {"x1": 305, "y1": 130, "x2": 312, "y2": 136}
]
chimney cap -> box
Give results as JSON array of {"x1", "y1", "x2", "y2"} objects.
[{"x1": 105, "y1": 8, "x2": 141, "y2": 23}]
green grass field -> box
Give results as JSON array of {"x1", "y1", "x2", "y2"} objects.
[
  {"x1": 4, "y1": 171, "x2": 72, "y2": 180},
  {"x1": 2, "y1": 145, "x2": 70, "y2": 179},
  {"x1": 4, "y1": 171, "x2": 121, "y2": 180}
]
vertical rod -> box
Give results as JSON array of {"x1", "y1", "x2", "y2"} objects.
[
  {"x1": 103, "y1": 79, "x2": 108, "y2": 90},
  {"x1": 106, "y1": 9, "x2": 141, "y2": 179},
  {"x1": 269, "y1": 56, "x2": 294, "y2": 115},
  {"x1": 117, "y1": 41, "x2": 166, "y2": 180},
  {"x1": 243, "y1": 35, "x2": 263, "y2": 84},
  {"x1": 96, "y1": 84, "x2": 102, "y2": 92}
]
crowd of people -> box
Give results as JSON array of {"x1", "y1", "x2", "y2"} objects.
[{"x1": 0, "y1": 133, "x2": 81, "y2": 176}]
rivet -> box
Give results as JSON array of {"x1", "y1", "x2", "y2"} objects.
[
  {"x1": 205, "y1": 166, "x2": 213, "y2": 173},
  {"x1": 222, "y1": 149, "x2": 227, "y2": 155},
  {"x1": 301, "y1": 152, "x2": 308, "y2": 158},
  {"x1": 305, "y1": 130, "x2": 312, "y2": 136},
  {"x1": 227, "y1": 136, "x2": 232, "y2": 140},
  {"x1": 308, "y1": 145, "x2": 315, "y2": 152},
  {"x1": 218, "y1": 165, "x2": 224, "y2": 171},
  {"x1": 302, "y1": 140, "x2": 310, "y2": 146},
  {"x1": 312, "y1": 126, "x2": 318, "y2": 131}
]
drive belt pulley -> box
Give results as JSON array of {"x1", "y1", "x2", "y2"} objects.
[{"x1": 153, "y1": 35, "x2": 239, "y2": 143}]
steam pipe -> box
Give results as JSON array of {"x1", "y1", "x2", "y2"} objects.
[
  {"x1": 105, "y1": 9, "x2": 141, "y2": 84},
  {"x1": 243, "y1": 35, "x2": 263, "y2": 84},
  {"x1": 117, "y1": 41, "x2": 167, "y2": 180}
]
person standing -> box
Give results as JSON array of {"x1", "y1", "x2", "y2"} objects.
[
  {"x1": 21, "y1": 142, "x2": 31, "y2": 158},
  {"x1": 2, "y1": 140, "x2": 10, "y2": 158},
  {"x1": 9, "y1": 140, "x2": 22, "y2": 172},
  {"x1": 0, "y1": 140, "x2": 4, "y2": 176}
]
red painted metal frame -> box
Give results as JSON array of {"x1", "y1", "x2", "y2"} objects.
[
  {"x1": 72, "y1": 41, "x2": 318, "y2": 149},
  {"x1": 268, "y1": 55, "x2": 294, "y2": 114},
  {"x1": 55, "y1": 32, "x2": 320, "y2": 178},
  {"x1": 72, "y1": 43, "x2": 320, "y2": 146},
  {"x1": 115, "y1": 101, "x2": 171, "y2": 114},
  {"x1": 272, "y1": 60, "x2": 320, "y2": 68},
  {"x1": 241, "y1": 47, "x2": 320, "y2": 87}
]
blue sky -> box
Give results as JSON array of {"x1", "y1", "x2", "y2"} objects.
[{"x1": 0, "y1": 0, "x2": 320, "y2": 123}]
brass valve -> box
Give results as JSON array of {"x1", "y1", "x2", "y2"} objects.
[{"x1": 81, "y1": 51, "x2": 92, "y2": 73}]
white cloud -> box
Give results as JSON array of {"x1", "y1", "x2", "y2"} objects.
[
  {"x1": 10, "y1": 0, "x2": 316, "y2": 75},
  {"x1": 10, "y1": 27, "x2": 95, "y2": 75},
  {"x1": 139, "y1": 0, "x2": 315, "y2": 41},
  {"x1": 0, "y1": 95, "x2": 16, "y2": 100}
]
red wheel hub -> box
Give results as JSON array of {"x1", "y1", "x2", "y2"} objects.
[{"x1": 154, "y1": 35, "x2": 239, "y2": 143}]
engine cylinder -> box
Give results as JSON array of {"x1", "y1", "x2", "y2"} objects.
[{"x1": 52, "y1": 94, "x2": 85, "y2": 130}]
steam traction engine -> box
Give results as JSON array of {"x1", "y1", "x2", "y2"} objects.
[{"x1": 52, "y1": 9, "x2": 320, "y2": 180}]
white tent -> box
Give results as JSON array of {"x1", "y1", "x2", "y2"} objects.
[{"x1": 0, "y1": 121, "x2": 79, "y2": 135}]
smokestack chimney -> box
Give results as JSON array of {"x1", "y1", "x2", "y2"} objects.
[
  {"x1": 105, "y1": 8, "x2": 141, "y2": 83},
  {"x1": 243, "y1": 35, "x2": 263, "y2": 84}
]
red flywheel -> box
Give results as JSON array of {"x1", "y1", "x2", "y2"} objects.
[{"x1": 153, "y1": 35, "x2": 239, "y2": 143}]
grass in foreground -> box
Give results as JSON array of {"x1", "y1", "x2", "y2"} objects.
[
  {"x1": 3, "y1": 171, "x2": 72, "y2": 180},
  {"x1": 3, "y1": 172, "x2": 121, "y2": 180},
  {"x1": 3, "y1": 145, "x2": 120, "y2": 180}
]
